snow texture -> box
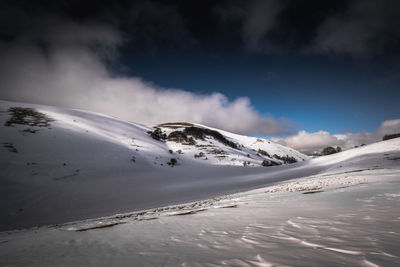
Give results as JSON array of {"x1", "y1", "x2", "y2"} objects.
[{"x1": 0, "y1": 144, "x2": 399, "y2": 266}]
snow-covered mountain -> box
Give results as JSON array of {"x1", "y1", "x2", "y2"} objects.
[
  {"x1": 0, "y1": 99, "x2": 306, "y2": 230},
  {"x1": 1, "y1": 120, "x2": 399, "y2": 265},
  {"x1": 0, "y1": 100, "x2": 307, "y2": 171},
  {"x1": 2, "y1": 99, "x2": 398, "y2": 232}
]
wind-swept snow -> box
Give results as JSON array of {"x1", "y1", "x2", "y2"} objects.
[{"x1": 0, "y1": 146, "x2": 399, "y2": 266}]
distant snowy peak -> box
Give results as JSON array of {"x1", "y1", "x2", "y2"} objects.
[
  {"x1": 0, "y1": 100, "x2": 308, "y2": 168},
  {"x1": 148, "y1": 122, "x2": 308, "y2": 166}
]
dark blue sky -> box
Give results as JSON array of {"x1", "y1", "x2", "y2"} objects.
[
  {"x1": 122, "y1": 49, "x2": 399, "y2": 134},
  {"x1": 110, "y1": 0, "x2": 400, "y2": 134},
  {"x1": 1, "y1": 0, "x2": 400, "y2": 135}
]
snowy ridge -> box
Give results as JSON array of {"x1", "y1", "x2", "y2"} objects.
[
  {"x1": 0, "y1": 99, "x2": 307, "y2": 230},
  {"x1": 154, "y1": 122, "x2": 308, "y2": 166},
  {"x1": 0, "y1": 100, "x2": 307, "y2": 169}
]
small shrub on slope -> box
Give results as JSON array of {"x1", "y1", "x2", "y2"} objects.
[{"x1": 5, "y1": 107, "x2": 54, "y2": 127}]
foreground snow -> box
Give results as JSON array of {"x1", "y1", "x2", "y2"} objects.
[
  {"x1": 1, "y1": 167, "x2": 399, "y2": 266},
  {"x1": 1, "y1": 100, "x2": 399, "y2": 265}
]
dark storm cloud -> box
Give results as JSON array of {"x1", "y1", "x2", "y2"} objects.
[
  {"x1": 215, "y1": 0, "x2": 285, "y2": 52},
  {"x1": 3, "y1": 0, "x2": 397, "y2": 58},
  {"x1": 215, "y1": 0, "x2": 400, "y2": 57},
  {"x1": 313, "y1": 0, "x2": 400, "y2": 57},
  {"x1": 123, "y1": 1, "x2": 194, "y2": 54},
  {"x1": 0, "y1": 0, "x2": 193, "y2": 55}
]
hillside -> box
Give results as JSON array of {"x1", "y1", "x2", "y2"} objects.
[
  {"x1": 1, "y1": 100, "x2": 399, "y2": 231},
  {"x1": 1, "y1": 118, "x2": 399, "y2": 266},
  {"x1": 0, "y1": 100, "x2": 307, "y2": 170},
  {"x1": 0, "y1": 100, "x2": 307, "y2": 230}
]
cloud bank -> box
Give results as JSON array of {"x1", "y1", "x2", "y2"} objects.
[
  {"x1": 274, "y1": 119, "x2": 400, "y2": 154},
  {"x1": 0, "y1": 13, "x2": 292, "y2": 136}
]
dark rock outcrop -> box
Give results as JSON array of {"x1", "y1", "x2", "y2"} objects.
[
  {"x1": 183, "y1": 127, "x2": 238, "y2": 149},
  {"x1": 147, "y1": 128, "x2": 167, "y2": 141},
  {"x1": 320, "y1": 146, "x2": 342, "y2": 155},
  {"x1": 383, "y1": 133, "x2": 400, "y2": 141},
  {"x1": 261, "y1": 160, "x2": 281, "y2": 167},
  {"x1": 272, "y1": 154, "x2": 297, "y2": 164}
]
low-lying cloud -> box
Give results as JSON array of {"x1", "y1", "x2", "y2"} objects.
[
  {"x1": 274, "y1": 119, "x2": 400, "y2": 154},
  {"x1": 0, "y1": 15, "x2": 293, "y2": 136}
]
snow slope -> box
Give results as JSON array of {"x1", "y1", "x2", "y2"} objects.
[
  {"x1": 1, "y1": 99, "x2": 399, "y2": 231},
  {"x1": 0, "y1": 100, "x2": 307, "y2": 170},
  {"x1": 1, "y1": 133, "x2": 399, "y2": 266}
]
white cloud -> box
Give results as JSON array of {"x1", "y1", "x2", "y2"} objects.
[
  {"x1": 277, "y1": 130, "x2": 343, "y2": 154},
  {"x1": 0, "y1": 17, "x2": 292, "y2": 136},
  {"x1": 378, "y1": 119, "x2": 400, "y2": 136},
  {"x1": 275, "y1": 119, "x2": 400, "y2": 154}
]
